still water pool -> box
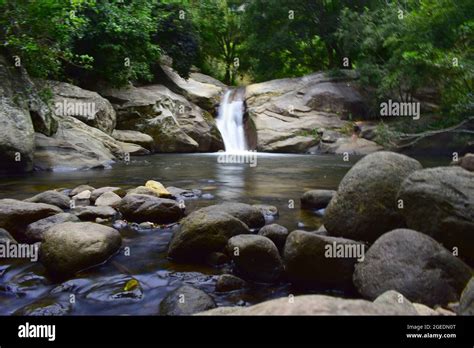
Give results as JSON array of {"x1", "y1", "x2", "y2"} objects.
[{"x1": 0, "y1": 153, "x2": 448, "y2": 315}]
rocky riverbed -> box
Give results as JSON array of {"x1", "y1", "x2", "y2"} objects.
[{"x1": 0, "y1": 151, "x2": 472, "y2": 316}]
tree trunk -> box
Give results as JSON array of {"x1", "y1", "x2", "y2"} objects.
[
  {"x1": 224, "y1": 63, "x2": 231, "y2": 85},
  {"x1": 325, "y1": 42, "x2": 335, "y2": 68}
]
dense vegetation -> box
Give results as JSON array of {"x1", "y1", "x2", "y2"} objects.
[{"x1": 0, "y1": 0, "x2": 472, "y2": 122}]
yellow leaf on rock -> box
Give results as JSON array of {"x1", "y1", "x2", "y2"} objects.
[
  {"x1": 145, "y1": 180, "x2": 172, "y2": 197},
  {"x1": 202, "y1": 186, "x2": 217, "y2": 190},
  {"x1": 124, "y1": 279, "x2": 139, "y2": 292}
]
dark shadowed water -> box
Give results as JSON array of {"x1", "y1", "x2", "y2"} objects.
[{"x1": 0, "y1": 153, "x2": 449, "y2": 315}]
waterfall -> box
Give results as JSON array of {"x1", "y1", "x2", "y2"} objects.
[{"x1": 216, "y1": 89, "x2": 248, "y2": 152}]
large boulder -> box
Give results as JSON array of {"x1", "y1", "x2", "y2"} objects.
[
  {"x1": 459, "y1": 278, "x2": 474, "y2": 315},
  {"x1": 34, "y1": 115, "x2": 125, "y2": 171},
  {"x1": 227, "y1": 234, "x2": 283, "y2": 283},
  {"x1": 0, "y1": 199, "x2": 62, "y2": 242},
  {"x1": 324, "y1": 151, "x2": 422, "y2": 242},
  {"x1": 25, "y1": 213, "x2": 80, "y2": 243},
  {"x1": 398, "y1": 166, "x2": 474, "y2": 265},
  {"x1": 157, "y1": 64, "x2": 224, "y2": 111},
  {"x1": 245, "y1": 71, "x2": 371, "y2": 153},
  {"x1": 261, "y1": 135, "x2": 320, "y2": 153},
  {"x1": 117, "y1": 194, "x2": 183, "y2": 224},
  {"x1": 0, "y1": 55, "x2": 57, "y2": 172},
  {"x1": 141, "y1": 113, "x2": 200, "y2": 152},
  {"x1": 46, "y1": 80, "x2": 116, "y2": 134},
  {"x1": 283, "y1": 230, "x2": 364, "y2": 288},
  {"x1": 24, "y1": 190, "x2": 71, "y2": 210},
  {"x1": 41, "y1": 222, "x2": 122, "y2": 277},
  {"x1": 353, "y1": 229, "x2": 472, "y2": 307},
  {"x1": 304, "y1": 81, "x2": 368, "y2": 118},
  {"x1": 159, "y1": 285, "x2": 216, "y2": 315},
  {"x1": 317, "y1": 137, "x2": 383, "y2": 155},
  {"x1": 0, "y1": 102, "x2": 35, "y2": 173},
  {"x1": 199, "y1": 202, "x2": 265, "y2": 229},
  {"x1": 100, "y1": 84, "x2": 223, "y2": 152},
  {"x1": 197, "y1": 294, "x2": 418, "y2": 315},
  {"x1": 116, "y1": 141, "x2": 150, "y2": 156},
  {"x1": 168, "y1": 210, "x2": 250, "y2": 262},
  {"x1": 112, "y1": 129, "x2": 154, "y2": 150}
]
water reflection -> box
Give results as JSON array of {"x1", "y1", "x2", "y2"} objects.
[{"x1": 0, "y1": 153, "x2": 449, "y2": 315}]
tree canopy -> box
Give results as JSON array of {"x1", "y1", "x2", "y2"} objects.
[{"x1": 0, "y1": 0, "x2": 472, "y2": 121}]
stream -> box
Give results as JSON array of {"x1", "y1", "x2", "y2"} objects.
[{"x1": 0, "y1": 153, "x2": 448, "y2": 315}]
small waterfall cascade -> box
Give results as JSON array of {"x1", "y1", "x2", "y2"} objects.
[{"x1": 216, "y1": 88, "x2": 248, "y2": 152}]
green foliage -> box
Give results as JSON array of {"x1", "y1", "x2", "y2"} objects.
[
  {"x1": 153, "y1": 2, "x2": 199, "y2": 79},
  {"x1": 192, "y1": 0, "x2": 244, "y2": 84},
  {"x1": 338, "y1": 122, "x2": 356, "y2": 136},
  {"x1": 73, "y1": 0, "x2": 161, "y2": 86},
  {"x1": 338, "y1": 0, "x2": 474, "y2": 121},
  {"x1": 0, "y1": 0, "x2": 92, "y2": 79},
  {"x1": 241, "y1": 0, "x2": 304, "y2": 81},
  {"x1": 37, "y1": 87, "x2": 54, "y2": 105},
  {"x1": 374, "y1": 122, "x2": 399, "y2": 146},
  {"x1": 240, "y1": 0, "x2": 371, "y2": 82},
  {"x1": 298, "y1": 128, "x2": 321, "y2": 141},
  {"x1": 0, "y1": 0, "x2": 472, "y2": 125},
  {"x1": 0, "y1": 0, "x2": 199, "y2": 86}
]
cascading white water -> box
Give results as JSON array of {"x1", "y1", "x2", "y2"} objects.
[{"x1": 216, "y1": 89, "x2": 248, "y2": 152}]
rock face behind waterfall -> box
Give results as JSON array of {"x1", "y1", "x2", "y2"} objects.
[
  {"x1": 0, "y1": 56, "x2": 228, "y2": 173},
  {"x1": 100, "y1": 84, "x2": 224, "y2": 153},
  {"x1": 1, "y1": 54, "x2": 381, "y2": 167},
  {"x1": 245, "y1": 71, "x2": 380, "y2": 154},
  {"x1": 157, "y1": 63, "x2": 225, "y2": 111},
  {"x1": 45, "y1": 80, "x2": 117, "y2": 134}
]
